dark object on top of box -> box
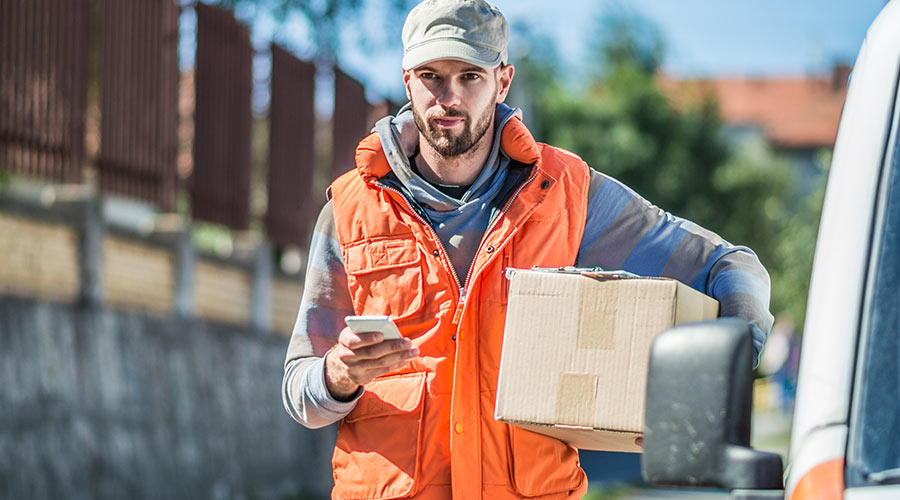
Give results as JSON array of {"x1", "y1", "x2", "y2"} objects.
[{"x1": 495, "y1": 267, "x2": 719, "y2": 453}]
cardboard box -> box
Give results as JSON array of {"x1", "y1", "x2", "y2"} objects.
[{"x1": 495, "y1": 268, "x2": 719, "y2": 453}]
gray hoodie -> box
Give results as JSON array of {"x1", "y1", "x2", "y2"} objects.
[{"x1": 373, "y1": 102, "x2": 520, "y2": 284}]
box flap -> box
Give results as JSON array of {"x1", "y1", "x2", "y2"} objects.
[
  {"x1": 674, "y1": 281, "x2": 720, "y2": 322},
  {"x1": 506, "y1": 266, "x2": 641, "y2": 280},
  {"x1": 502, "y1": 420, "x2": 643, "y2": 453}
]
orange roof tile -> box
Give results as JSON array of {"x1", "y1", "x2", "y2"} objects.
[{"x1": 659, "y1": 66, "x2": 849, "y2": 148}]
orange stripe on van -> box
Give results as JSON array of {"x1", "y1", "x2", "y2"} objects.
[{"x1": 793, "y1": 458, "x2": 844, "y2": 500}]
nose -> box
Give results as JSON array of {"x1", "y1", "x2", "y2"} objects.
[{"x1": 435, "y1": 79, "x2": 462, "y2": 108}]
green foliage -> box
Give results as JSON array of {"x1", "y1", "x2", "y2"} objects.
[
  {"x1": 519, "y1": 10, "x2": 821, "y2": 330},
  {"x1": 711, "y1": 138, "x2": 794, "y2": 266},
  {"x1": 192, "y1": 221, "x2": 235, "y2": 257},
  {"x1": 590, "y1": 7, "x2": 665, "y2": 76},
  {"x1": 769, "y1": 154, "x2": 828, "y2": 326}
]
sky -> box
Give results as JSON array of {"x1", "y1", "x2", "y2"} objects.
[
  {"x1": 498, "y1": 0, "x2": 889, "y2": 76},
  {"x1": 179, "y1": 0, "x2": 891, "y2": 111},
  {"x1": 337, "y1": 0, "x2": 890, "y2": 100}
]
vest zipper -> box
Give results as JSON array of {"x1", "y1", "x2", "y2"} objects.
[
  {"x1": 374, "y1": 182, "x2": 465, "y2": 299},
  {"x1": 374, "y1": 164, "x2": 538, "y2": 312},
  {"x1": 461, "y1": 166, "x2": 540, "y2": 297}
]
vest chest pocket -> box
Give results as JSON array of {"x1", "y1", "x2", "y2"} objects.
[
  {"x1": 344, "y1": 237, "x2": 425, "y2": 321},
  {"x1": 332, "y1": 372, "x2": 427, "y2": 499}
]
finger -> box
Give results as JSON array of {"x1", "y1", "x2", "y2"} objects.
[
  {"x1": 352, "y1": 348, "x2": 420, "y2": 382},
  {"x1": 349, "y1": 338, "x2": 413, "y2": 361},
  {"x1": 352, "y1": 345, "x2": 419, "y2": 370},
  {"x1": 338, "y1": 327, "x2": 385, "y2": 349}
]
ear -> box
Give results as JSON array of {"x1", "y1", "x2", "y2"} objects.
[
  {"x1": 495, "y1": 64, "x2": 515, "y2": 103},
  {"x1": 403, "y1": 70, "x2": 413, "y2": 101}
]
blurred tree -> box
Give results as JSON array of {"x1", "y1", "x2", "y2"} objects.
[
  {"x1": 212, "y1": 0, "x2": 412, "y2": 62},
  {"x1": 591, "y1": 6, "x2": 664, "y2": 76},
  {"x1": 506, "y1": 20, "x2": 561, "y2": 131},
  {"x1": 521, "y1": 9, "x2": 814, "y2": 328},
  {"x1": 769, "y1": 153, "x2": 828, "y2": 327}
]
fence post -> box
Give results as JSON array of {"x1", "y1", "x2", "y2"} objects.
[
  {"x1": 173, "y1": 224, "x2": 195, "y2": 318},
  {"x1": 78, "y1": 193, "x2": 105, "y2": 307},
  {"x1": 251, "y1": 239, "x2": 273, "y2": 332}
]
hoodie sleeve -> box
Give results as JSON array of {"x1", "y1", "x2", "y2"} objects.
[
  {"x1": 282, "y1": 201, "x2": 362, "y2": 429},
  {"x1": 576, "y1": 169, "x2": 774, "y2": 362}
]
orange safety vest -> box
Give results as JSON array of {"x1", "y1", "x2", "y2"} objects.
[{"x1": 328, "y1": 117, "x2": 591, "y2": 500}]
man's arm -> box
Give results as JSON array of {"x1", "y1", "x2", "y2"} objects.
[
  {"x1": 282, "y1": 201, "x2": 421, "y2": 428},
  {"x1": 576, "y1": 169, "x2": 774, "y2": 361},
  {"x1": 282, "y1": 201, "x2": 360, "y2": 428}
]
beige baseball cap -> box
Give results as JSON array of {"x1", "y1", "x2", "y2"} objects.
[{"x1": 401, "y1": 0, "x2": 509, "y2": 71}]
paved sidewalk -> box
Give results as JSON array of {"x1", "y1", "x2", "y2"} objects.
[{"x1": 587, "y1": 487, "x2": 729, "y2": 499}]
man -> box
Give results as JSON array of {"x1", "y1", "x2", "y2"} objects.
[{"x1": 283, "y1": 0, "x2": 774, "y2": 498}]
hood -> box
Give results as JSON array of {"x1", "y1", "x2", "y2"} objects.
[{"x1": 353, "y1": 103, "x2": 542, "y2": 186}]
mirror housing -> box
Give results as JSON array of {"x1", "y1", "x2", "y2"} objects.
[{"x1": 642, "y1": 318, "x2": 784, "y2": 490}]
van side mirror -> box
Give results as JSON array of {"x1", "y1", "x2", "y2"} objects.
[{"x1": 642, "y1": 318, "x2": 784, "y2": 490}]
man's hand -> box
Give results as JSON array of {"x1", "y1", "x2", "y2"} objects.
[{"x1": 324, "y1": 327, "x2": 419, "y2": 401}]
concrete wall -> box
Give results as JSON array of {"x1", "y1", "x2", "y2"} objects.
[{"x1": 0, "y1": 296, "x2": 335, "y2": 500}]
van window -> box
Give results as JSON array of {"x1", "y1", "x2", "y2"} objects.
[{"x1": 848, "y1": 119, "x2": 900, "y2": 486}]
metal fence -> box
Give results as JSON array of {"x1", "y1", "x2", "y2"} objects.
[
  {"x1": 98, "y1": 0, "x2": 180, "y2": 210},
  {"x1": 331, "y1": 67, "x2": 372, "y2": 182},
  {"x1": 1, "y1": 1, "x2": 388, "y2": 245},
  {"x1": 0, "y1": 0, "x2": 89, "y2": 183},
  {"x1": 190, "y1": 2, "x2": 253, "y2": 230},
  {"x1": 265, "y1": 44, "x2": 317, "y2": 249}
]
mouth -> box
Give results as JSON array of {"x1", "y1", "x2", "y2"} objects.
[{"x1": 430, "y1": 115, "x2": 465, "y2": 129}]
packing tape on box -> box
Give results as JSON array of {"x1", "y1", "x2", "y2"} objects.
[
  {"x1": 577, "y1": 282, "x2": 617, "y2": 350},
  {"x1": 556, "y1": 372, "x2": 600, "y2": 425}
]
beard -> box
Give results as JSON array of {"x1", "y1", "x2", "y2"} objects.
[{"x1": 411, "y1": 101, "x2": 494, "y2": 158}]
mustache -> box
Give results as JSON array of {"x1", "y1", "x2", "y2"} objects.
[{"x1": 427, "y1": 108, "x2": 467, "y2": 120}]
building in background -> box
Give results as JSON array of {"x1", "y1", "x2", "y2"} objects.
[{"x1": 661, "y1": 63, "x2": 849, "y2": 192}]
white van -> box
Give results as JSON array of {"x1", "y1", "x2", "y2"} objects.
[{"x1": 641, "y1": 1, "x2": 900, "y2": 499}]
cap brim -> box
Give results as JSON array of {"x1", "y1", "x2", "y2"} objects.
[{"x1": 402, "y1": 39, "x2": 505, "y2": 70}]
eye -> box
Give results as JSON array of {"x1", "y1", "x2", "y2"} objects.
[
  {"x1": 461, "y1": 72, "x2": 481, "y2": 81},
  {"x1": 418, "y1": 72, "x2": 439, "y2": 80}
]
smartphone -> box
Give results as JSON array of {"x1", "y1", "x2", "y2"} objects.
[{"x1": 344, "y1": 315, "x2": 403, "y2": 340}]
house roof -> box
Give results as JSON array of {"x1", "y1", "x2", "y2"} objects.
[{"x1": 659, "y1": 65, "x2": 850, "y2": 149}]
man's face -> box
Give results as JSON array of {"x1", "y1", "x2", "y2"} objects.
[{"x1": 404, "y1": 59, "x2": 514, "y2": 158}]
